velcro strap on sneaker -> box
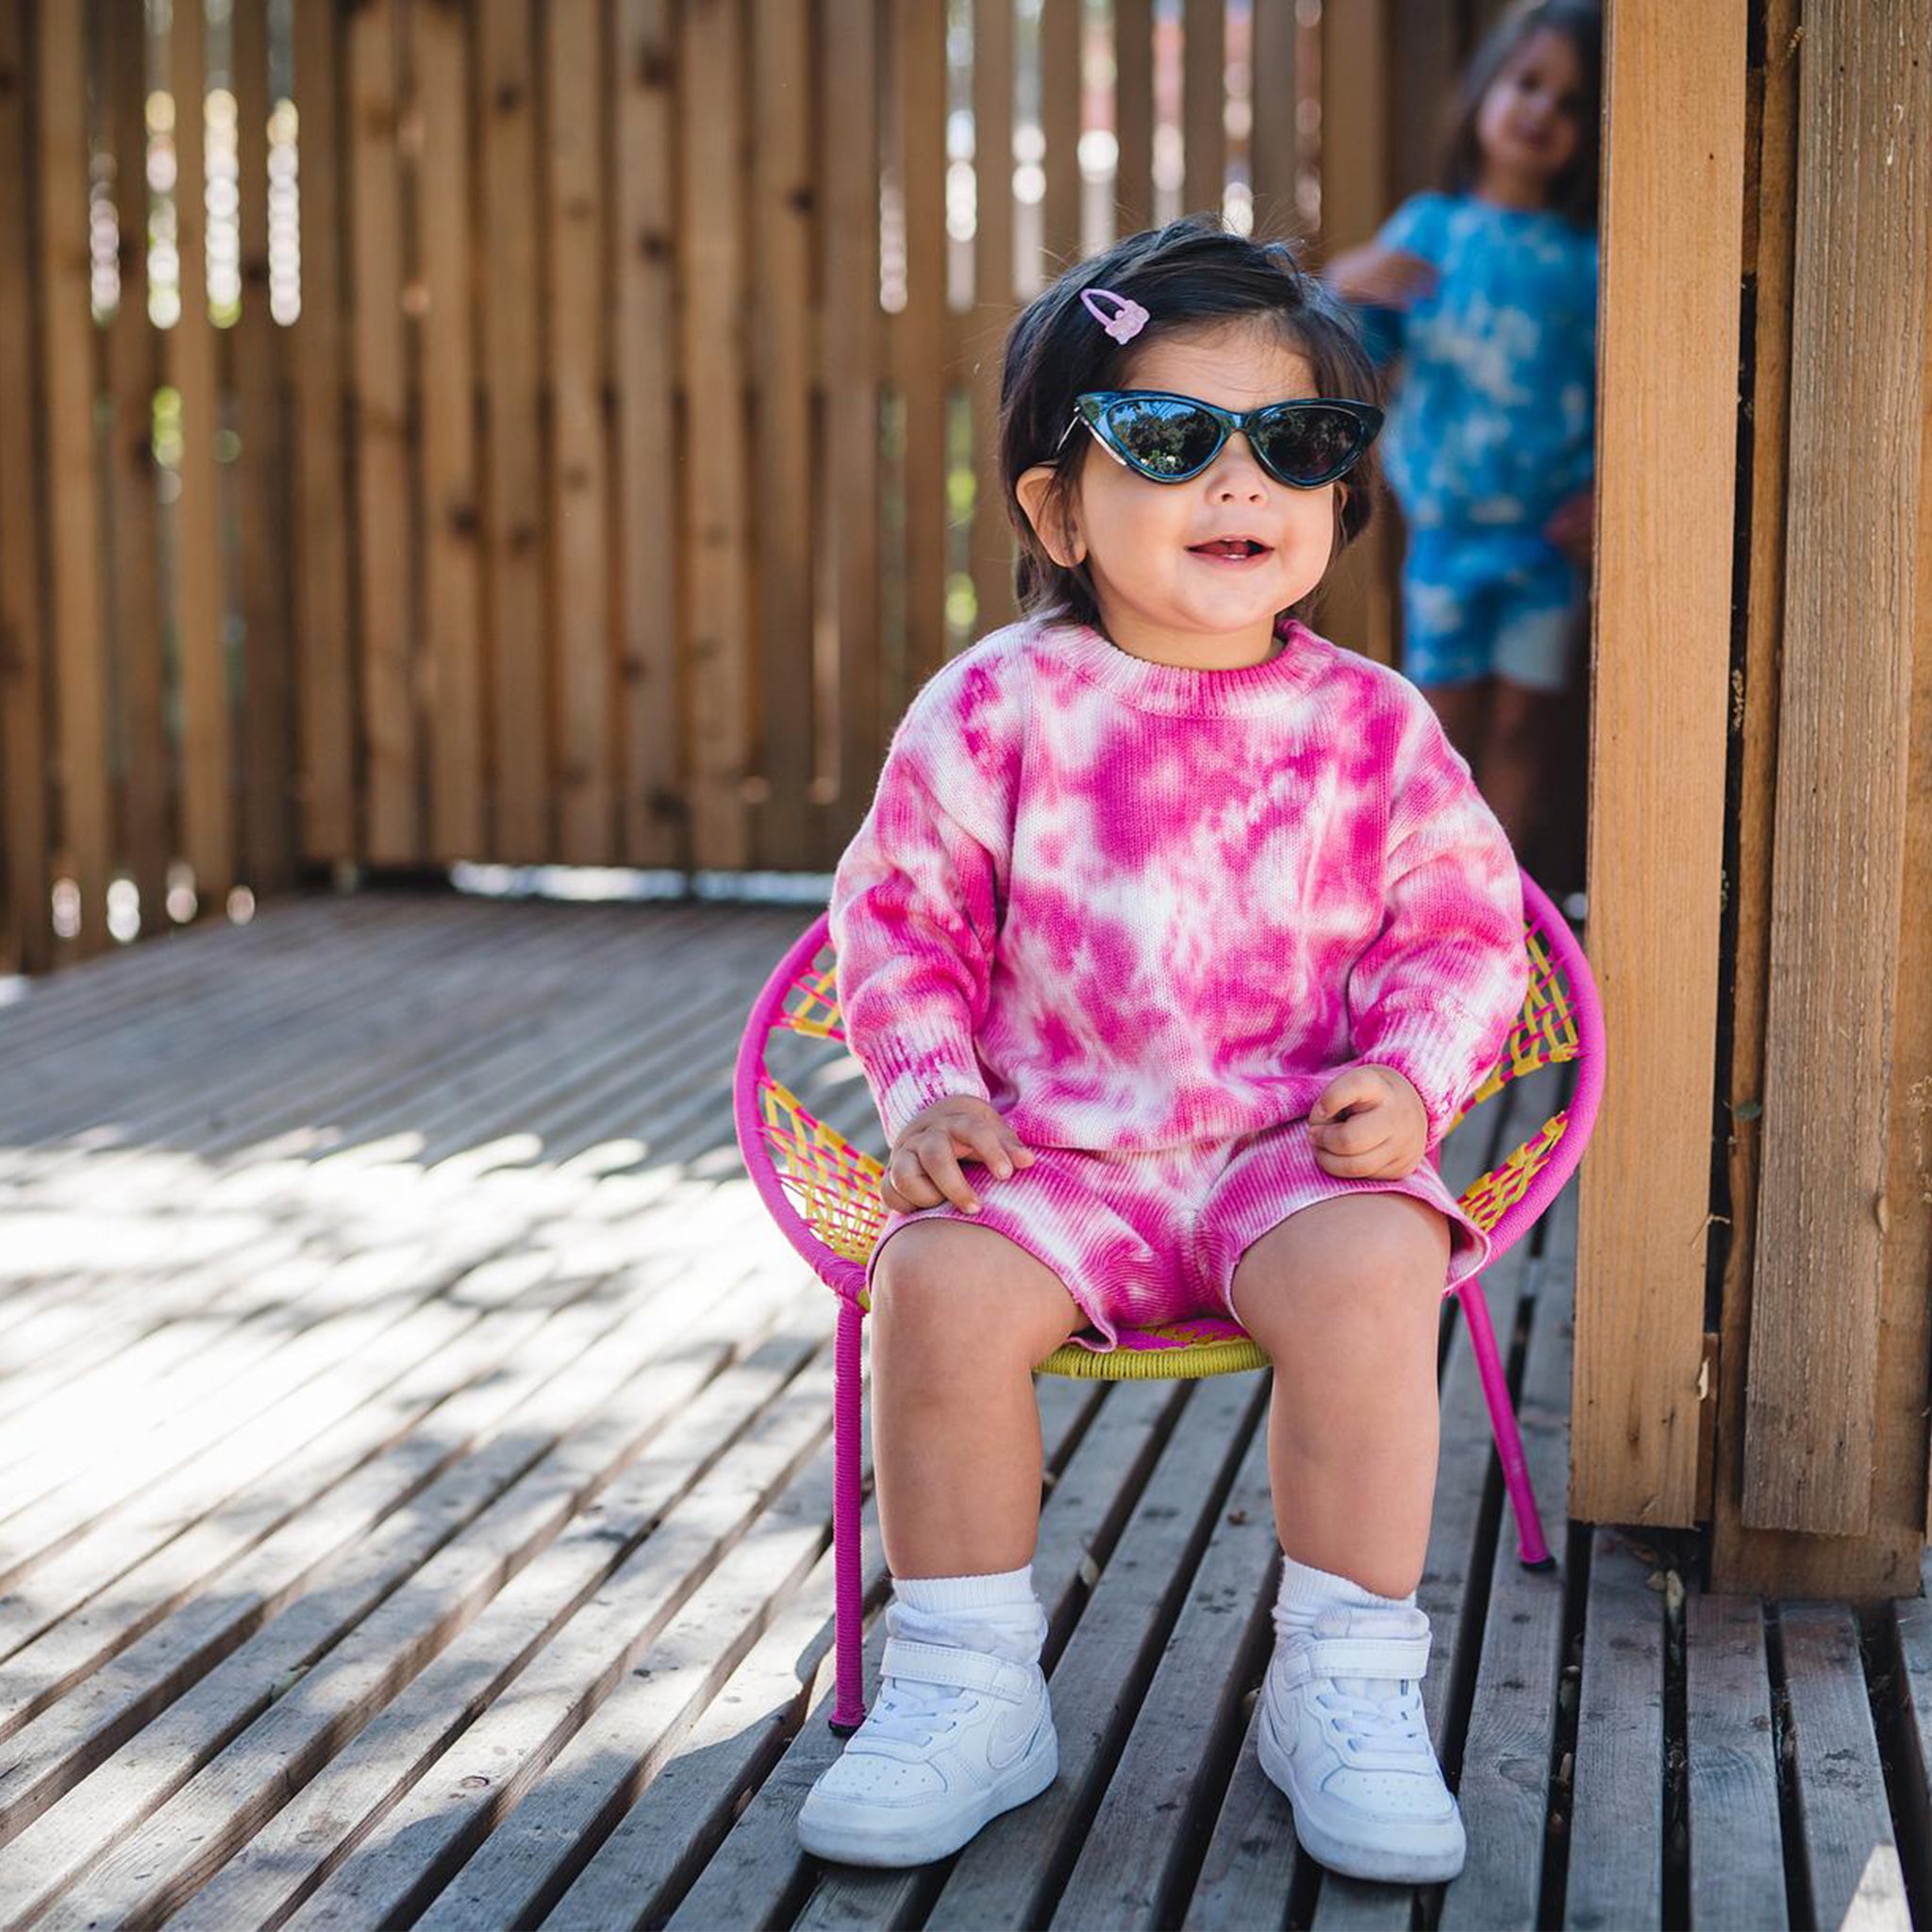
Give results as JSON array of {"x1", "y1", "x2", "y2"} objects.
[
  {"x1": 879, "y1": 1637, "x2": 1024, "y2": 1698},
  {"x1": 1275, "y1": 1631, "x2": 1432, "y2": 1690}
]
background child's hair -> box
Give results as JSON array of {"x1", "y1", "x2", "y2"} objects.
[
  {"x1": 998, "y1": 215, "x2": 1384, "y2": 636},
  {"x1": 1440, "y1": 0, "x2": 1603, "y2": 229}
]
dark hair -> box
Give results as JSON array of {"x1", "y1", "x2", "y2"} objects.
[
  {"x1": 1441, "y1": 1, "x2": 1603, "y2": 229},
  {"x1": 998, "y1": 215, "x2": 1384, "y2": 636}
]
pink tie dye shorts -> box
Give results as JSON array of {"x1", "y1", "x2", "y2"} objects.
[{"x1": 865, "y1": 1116, "x2": 1491, "y2": 1357}]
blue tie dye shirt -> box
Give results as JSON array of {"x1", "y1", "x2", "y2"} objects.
[{"x1": 1354, "y1": 192, "x2": 1598, "y2": 535}]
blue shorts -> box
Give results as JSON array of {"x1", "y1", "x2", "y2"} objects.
[{"x1": 1399, "y1": 525, "x2": 1586, "y2": 693}]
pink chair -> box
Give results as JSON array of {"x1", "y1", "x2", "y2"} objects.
[{"x1": 733, "y1": 869, "x2": 1604, "y2": 1734}]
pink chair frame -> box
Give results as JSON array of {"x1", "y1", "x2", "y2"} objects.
[{"x1": 733, "y1": 869, "x2": 1604, "y2": 1734}]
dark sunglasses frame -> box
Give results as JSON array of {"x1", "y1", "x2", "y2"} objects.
[{"x1": 1055, "y1": 389, "x2": 1384, "y2": 490}]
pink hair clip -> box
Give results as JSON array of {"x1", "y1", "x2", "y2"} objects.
[{"x1": 1079, "y1": 286, "x2": 1150, "y2": 344}]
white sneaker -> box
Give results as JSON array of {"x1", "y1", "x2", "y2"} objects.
[
  {"x1": 795, "y1": 1636, "x2": 1058, "y2": 1867},
  {"x1": 1257, "y1": 1605, "x2": 1467, "y2": 1884}
]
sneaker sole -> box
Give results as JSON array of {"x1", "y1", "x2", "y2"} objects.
[
  {"x1": 796, "y1": 1727, "x2": 1058, "y2": 1868},
  {"x1": 1257, "y1": 1705, "x2": 1466, "y2": 1886}
]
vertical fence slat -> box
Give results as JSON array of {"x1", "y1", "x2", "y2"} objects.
[
  {"x1": 545, "y1": 0, "x2": 612, "y2": 864},
  {"x1": 1179, "y1": 0, "x2": 1221, "y2": 219},
  {"x1": 745, "y1": 0, "x2": 816, "y2": 868},
  {"x1": 614, "y1": 0, "x2": 683, "y2": 870},
  {"x1": 1574, "y1": 0, "x2": 1745, "y2": 1527},
  {"x1": 39, "y1": 0, "x2": 111, "y2": 953},
  {"x1": 170, "y1": 0, "x2": 236, "y2": 909},
  {"x1": 967, "y1": 0, "x2": 1014, "y2": 640},
  {"x1": 291, "y1": 0, "x2": 356, "y2": 863},
  {"x1": 1246, "y1": 0, "x2": 1293, "y2": 237},
  {"x1": 346, "y1": 0, "x2": 416, "y2": 863},
  {"x1": 1741, "y1": 0, "x2": 1932, "y2": 1538},
  {"x1": 234, "y1": 0, "x2": 295, "y2": 893},
  {"x1": 0, "y1": 0, "x2": 50, "y2": 974},
  {"x1": 475, "y1": 0, "x2": 547, "y2": 861},
  {"x1": 897, "y1": 0, "x2": 948, "y2": 707},
  {"x1": 820, "y1": 0, "x2": 879, "y2": 844},
  {"x1": 1040, "y1": 0, "x2": 1080, "y2": 270},
  {"x1": 413, "y1": 0, "x2": 483, "y2": 861},
  {"x1": 107, "y1": 2, "x2": 169, "y2": 931},
  {"x1": 1314, "y1": 0, "x2": 1394, "y2": 669},
  {"x1": 1388, "y1": 0, "x2": 1457, "y2": 203},
  {"x1": 1113, "y1": 0, "x2": 1153, "y2": 237},
  {"x1": 681, "y1": 0, "x2": 752, "y2": 866}
]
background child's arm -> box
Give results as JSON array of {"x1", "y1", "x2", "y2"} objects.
[
  {"x1": 1341, "y1": 704, "x2": 1531, "y2": 1154},
  {"x1": 1324, "y1": 192, "x2": 1443, "y2": 372}
]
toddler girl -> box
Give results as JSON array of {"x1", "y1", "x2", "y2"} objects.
[
  {"x1": 1325, "y1": 0, "x2": 1600, "y2": 867},
  {"x1": 799, "y1": 216, "x2": 1528, "y2": 1886}
]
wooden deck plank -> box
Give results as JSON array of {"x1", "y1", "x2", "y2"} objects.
[
  {"x1": 0, "y1": 897, "x2": 1748, "y2": 1932},
  {"x1": 1564, "y1": 1527, "x2": 1664, "y2": 1930},
  {"x1": 1048, "y1": 1382, "x2": 1278, "y2": 1931},
  {"x1": 33, "y1": 1295, "x2": 833, "y2": 1930},
  {"x1": 0, "y1": 981, "x2": 799, "y2": 1676},
  {"x1": 0, "y1": 900, "x2": 672, "y2": 1143},
  {"x1": 0, "y1": 1222, "x2": 815, "y2": 1913},
  {"x1": 662, "y1": 1379, "x2": 1191, "y2": 1930},
  {"x1": 1684, "y1": 1594, "x2": 1786, "y2": 1930},
  {"x1": 1777, "y1": 1602, "x2": 1910, "y2": 1931},
  {"x1": 548, "y1": 1378, "x2": 1098, "y2": 1929},
  {"x1": 815, "y1": 1374, "x2": 1263, "y2": 1932},
  {"x1": 1438, "y1": 1176, "x2": 1579, "y2": 1931},
  {"x1": 1307, "y1": 1110, "x2": 1555, "y2": 1929}
]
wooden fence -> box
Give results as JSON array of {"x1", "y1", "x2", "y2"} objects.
[{"x1": 0, "y1": 0, "x2": 1512, "y2": 975}]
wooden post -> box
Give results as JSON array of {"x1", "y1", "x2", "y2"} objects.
[
  {"x1": 1572, "y1": 0, "x2": 1745, "y2": 1526},
  {"x1": 1716, "y1": 0, "x2": 1932, "y2": 1584}
]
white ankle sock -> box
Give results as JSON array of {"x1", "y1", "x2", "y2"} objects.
[
  {"x1": 1274, "y1": 1551, "x2": 1420, "y2": 1640},
  {"x1": 885, "y1": 1564, "x2": 1047, "y2": 1668},
  {"x1": 1274, "y1": 1553, "x2": 1428, "y2": 1701}
]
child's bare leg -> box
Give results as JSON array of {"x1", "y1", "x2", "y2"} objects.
[
  {"x1": 1477, "y1": 676, "x2": 1566, "y2": 858},
  {"x1": 1229, "y1": 1192, "x2": 1451, "y2": 1598},
  {"x1": 869, "y1": 1220, "x2": 1085, "y2": 1578}
]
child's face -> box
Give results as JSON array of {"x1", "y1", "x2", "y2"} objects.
[
  {"x1": 1475, "y1": 28, "x2": 1586, "y2": 190},
  {"x1": 1015, "y1": 322, "x2": 1341, "y2": 669}
]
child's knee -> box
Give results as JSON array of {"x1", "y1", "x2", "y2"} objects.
[
  {"x1": 1236, "y1": 1193, "x2": 1449, "y2": 1331},
  {"x1": 872, "y1": 1221, "x2": 1080, "y2": 1364}
]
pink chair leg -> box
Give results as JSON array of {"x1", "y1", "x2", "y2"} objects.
[
  {"x1": 830, "y1": 1295, "x2": 868, "y2": 1733},
  {"x1": 1457, "y1": 1274, "x2": 1556, "y2": 1571}
]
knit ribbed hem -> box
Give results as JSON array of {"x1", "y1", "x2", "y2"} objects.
[
  {"x1": 1345, "y1": 1004, "x2": 1493, "y2": 1151},
  {"x1": 895, "y1": 1564, "x2": 1037, "y2": 1609},
  {"x1": 864, "y1": 1028, "x2": 993, "y2": 1144},
  {"x1": 1045, "y1": 612, "x2": 1333, "y2": 717}
]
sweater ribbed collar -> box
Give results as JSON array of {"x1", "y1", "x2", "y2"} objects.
[{"x1": 1045, "y1": 612, "x2": 1334, "y2": 717}]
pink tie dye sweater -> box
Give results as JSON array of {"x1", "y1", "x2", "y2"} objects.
[{"x1": 829, "y1": 615, "x2": 1528, "y2": 1157}]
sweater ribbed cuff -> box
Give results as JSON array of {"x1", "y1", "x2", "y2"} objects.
[
  {"x1": 1350, "y1": 1004, "x2": 1489, "y2": 1151},
  {"x1": 863, "y1": 1026, "x2": 991, "y2": 1144}
]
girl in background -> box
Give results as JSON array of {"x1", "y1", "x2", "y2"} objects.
[{"x1": 1326, "y1": 0, "x2": 1601, "y2": 886}]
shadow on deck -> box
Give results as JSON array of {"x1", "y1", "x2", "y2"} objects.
[{"x1": 0, "y1": 889, "x2": 1922, "y2": 1929}]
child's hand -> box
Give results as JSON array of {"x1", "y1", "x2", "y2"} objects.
[
  {"x1": 1308, "y1": 1067, "x2": 1429, "y2": 1180},
  {"x1": 1324, "y1": 242, "x2": 1438, "y2": 310},
  {"x1": 1542, "y1": 487, "x2": 1594, "y2": 568},
  {"x1": 882, "y1": 1095, "x2": 1037, "y2": 1217}
]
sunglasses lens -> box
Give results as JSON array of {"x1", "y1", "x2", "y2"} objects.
[
  {"x1": 1102, "y1": 396, "x2": 1225, "y2": 478},
  {"x1": 1254, "y1": 405, "x2": 1370, "y2": 485}
]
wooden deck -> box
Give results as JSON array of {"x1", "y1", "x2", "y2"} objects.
[{"x1": 0, "y1": 889, "x2": 1924, "y2": 1930}]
